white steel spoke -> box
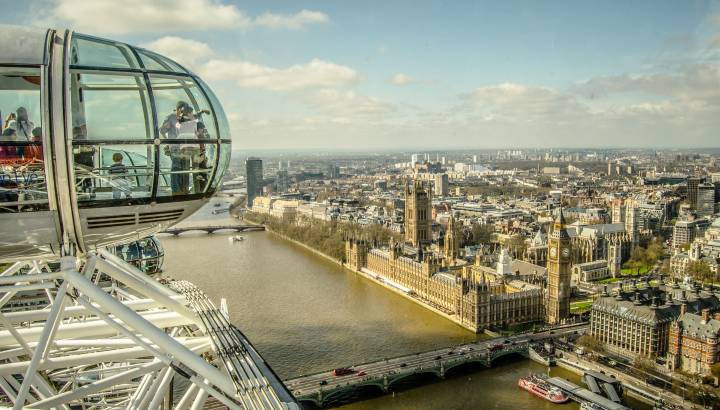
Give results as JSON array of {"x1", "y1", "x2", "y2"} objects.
[{"x1": 14, "y1": 281, "x2": 68, "y2": 409}]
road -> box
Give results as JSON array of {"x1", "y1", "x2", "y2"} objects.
[{"x1": 284, "y1": 324, "x2": 586, "y2": 397}]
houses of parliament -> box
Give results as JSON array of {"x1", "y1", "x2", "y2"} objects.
[{"x1": 345, "y1": 180, "x2": 571, "y2": 332}]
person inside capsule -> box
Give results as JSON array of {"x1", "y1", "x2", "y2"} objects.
[
  {"x1": 160, "y1": 100, "x2": 208, "y2": 195},
  {"x1": 1, "y1": 68, "x2": 46, "y2": 212}
]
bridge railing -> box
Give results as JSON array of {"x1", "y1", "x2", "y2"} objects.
[{"x1": 286, "y1": 342, "x2": 530, "y2": 386}]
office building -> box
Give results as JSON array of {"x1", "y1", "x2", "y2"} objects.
[
  {"x1": 697, "y1": 183, "x2": 716, "y2": 217},
  {"x1": 434, "y1": 173, "x2": 449, "y2": 197},
  {"x1": 688, "y1": 177, "x2": 702, "y2": 210},
  {"x1": 276, "y1": 170, "x2": 289, "y2": 193},
  {"x1": 245, "y1": 157, "x2": 263, "y2": 208},
  {"x1": 591, "y1": 281, "x2": 720, "y2": 358}
]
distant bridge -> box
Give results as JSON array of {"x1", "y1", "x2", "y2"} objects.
[
  {"x1": 284, "y1": 324, "x2": 586, "y2": 408},
  {"x1": 160, "y1": 224, "x2": 265, "y2": 235}
]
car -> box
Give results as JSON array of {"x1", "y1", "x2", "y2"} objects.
[
  {"x1": 400, "y1": 363, "x2": 407, "y2": 368},
  {"x1": 319, "y1": 380, "x2": 327, "y2": 386},
  {"x1": 447, "y1": 351, "x2": 454, "y2": 355},
  {"x1": 549, "y1": 331, "x2": 555, "y2": 334},
  {"x1": 434, "y1": 356, "x2": 442, "y2": 360},
  {"x1": 357, "y1": 371, "x2": 366, "y2": 376},
  {"x1": 504, "y1": 339, "x2": 511, "y2": 344}
]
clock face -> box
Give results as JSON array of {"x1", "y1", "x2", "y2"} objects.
[
  {"x1": 561, "y1": 248, "x2": 570, "y2": 258},
  {"x1": 550, "y1": 247, "x2": 557, "y2": 258}
]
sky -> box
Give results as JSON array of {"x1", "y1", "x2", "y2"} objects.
[{"x1": 5, "y1": 0, "x2": 720, "y2": 150}]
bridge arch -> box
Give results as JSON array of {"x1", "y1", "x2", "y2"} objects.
[
  {"x1": 297, "y1": 398, "x2": 322, "y2": 409},
  {"x1": 321, "y1": 383, "x2": 385, "y2": 408},
  {"x1": 387, "y1": 369, "x2": 442, "y2": 390},
  {"x1": 488, "y1": 350, "x2": 528, "y2": 365},
  {"x1": 443, "y1": 359, "x2": 489, "y2": 377}
]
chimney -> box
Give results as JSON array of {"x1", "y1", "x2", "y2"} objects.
[
  {"x1": 702, "y1": 309, "x2": 710, "y2": 324},
  {"x1": 665, "y1": 291, "x2": 673, "y2": 306}
]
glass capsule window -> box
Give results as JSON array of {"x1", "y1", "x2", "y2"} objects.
[
  {"x1": 151, "y1": 75, "x2": 219, "y2": 140},
  {"x1": 68, "y1": 34, "x2": 229, "y2": 206},
  {"x1": 70, "y1": 36, "x2": 140, "y2": 69},
  {"x1": 136, "y1": 49, "x2": 188, "y2": 73},
  {"x1": 109, "y1": 236, "x2": 165, "y2": 274},
  {"x1": 70, "y1": 72, "x2": 153, "y2": 140},
  {"x1": 0, "y1": 66, "x2": 47, "y2": 212},
  {"x1": 158, "y1": 142, "x2": 216, "y2": 196}
]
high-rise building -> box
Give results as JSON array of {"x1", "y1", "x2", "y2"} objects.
[
  {"x1": 687, "y1": 177, "x2": 702, "y2": 210},
  {"x1": 433, "y1": 173, "x2": 449, "y2": 197},
  {"x1": 410, "y1": 153, "x2": 420, "y2": 165},
  {"x1": 673, "y1": 219, "x2": 698, "y2": 248},
  {"x1": 404, "y1": 180, "x2": 432, "y2": 247},
  {"x1": 326, "y1": 164, "x2": 340, "y2": 179},
  {"x1": 276, "y1": 170, "x2": 289, "y2": 193},
  {"x1": 245, "y1": 157, "x2": 263, "y2": 208},
  {"x1": 697, "y1": 183, "x2": 716, "y2": 217},
  {"x1": 473, "y1": 155, "x2": 478, "y2": 163},
  {"x1": 546, "y1": 209, "x2": 572, "y2": 325}
]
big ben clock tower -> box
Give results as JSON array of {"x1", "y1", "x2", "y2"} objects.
[{"x1": 546, "y1": 208, "x2": 571, "y2": 325}]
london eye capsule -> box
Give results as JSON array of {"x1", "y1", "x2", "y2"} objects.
[
  {"x1": 108, "y1": 235, "x2": 165, "y2": 275},
  {"x1": 0, "y1": 25, "x2": 232, "y2": 261}
]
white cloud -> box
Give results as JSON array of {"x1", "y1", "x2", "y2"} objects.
[
  {"x1": 309, "y1": 89, "x2": 395, "y2": 117},
  {"x1": 39, "y1": 0, "x2": 328, "y2": 35},
  {"x1": 201, "y1": 58, "x2": 358, "y2": 91},
  {"x1": 466, "y1": 82, "x2": 587, "y2": 122},
  {"x1": 254, "y1": 10, "x2": 329, "y2": 30},
  {"x1": 140, "y1": 37, "x2": 214, "y2": 70},
  {"x1": 572, "y1": 64, "x2": 720, "y2": 102},
  {"x1": 391, "y1": 73, "x2": 413, "y2": 85},
  {"x1": 140, "y1": 37, "x2": 357, "y2": 91}
]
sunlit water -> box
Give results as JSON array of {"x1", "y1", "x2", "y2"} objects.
[{"x1": 160, "y1": 198, "x2": 648, "y2": 409}]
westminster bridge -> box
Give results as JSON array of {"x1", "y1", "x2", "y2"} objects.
[
  {"x1": 285, "y1": 324, "x2": 586, "y2": 408},
  {"x1": 160, "y1": 224, "x2": 265, "y2": 235}
]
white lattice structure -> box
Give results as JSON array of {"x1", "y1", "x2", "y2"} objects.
[{"x1": 0, "y1": 251, "x2": 297, "y2": 409}]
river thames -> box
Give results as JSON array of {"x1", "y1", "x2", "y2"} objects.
[{"x1": 159, "y1": 198, "x2": 648, "y2": 409}]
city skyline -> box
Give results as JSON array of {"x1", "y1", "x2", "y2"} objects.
[{"x1": 6, "y1": 0, "x2": 720, "y2": 149}]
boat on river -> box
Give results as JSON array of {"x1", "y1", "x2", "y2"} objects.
[{"x1": 518, "y1": 374, "x2": 569, "y2": 404}]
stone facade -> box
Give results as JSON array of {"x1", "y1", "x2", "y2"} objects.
[
  {"x1": 404, "y1": 180, "x2": 431, "y2": 247},
  {"x1": 590, "y1": 280, "x2": 720, "y2": 358},
  {"x1": 572, "y1": 259, "x2": 609, "y2": 282},
  {"x1": 546, "y1": 210, "x2": 572, "y2": 325},
  {"x1": 668, "y1": 310, "x2": 720, "y2": 376},
  {"x1": 346, "y1": 237, "x2": 545, "y2": 332}
]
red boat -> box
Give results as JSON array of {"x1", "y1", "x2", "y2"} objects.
[{"x1": 518, "y1": 374, "x2": 569, "y2": 404}]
